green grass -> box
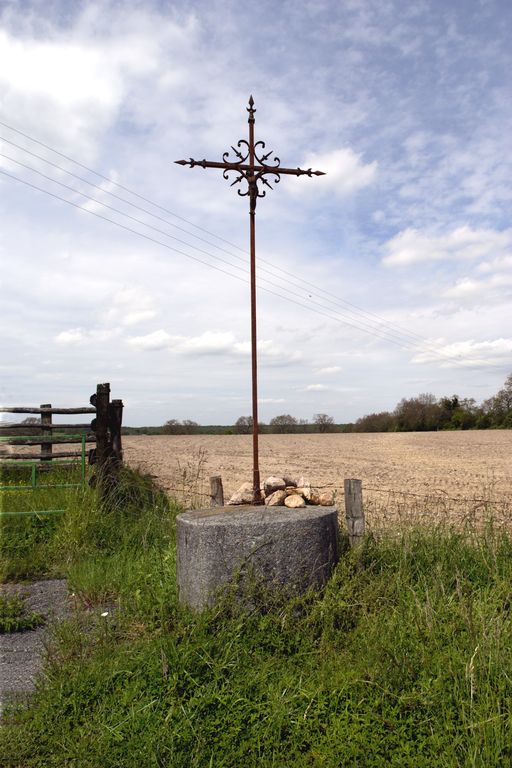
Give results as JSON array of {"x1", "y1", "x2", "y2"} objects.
[
  {"x1": 0, "y1": 462, "x2": 92, "y2": 581},
  {"x1": 0, "y1": 594, "x2": 44, "y2": 633},
  {"x1": 1, "y1": 468, "x2": 511, "y2": 766}
]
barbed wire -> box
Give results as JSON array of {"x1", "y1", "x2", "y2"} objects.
[
  {"x1": 363, "y1": 485, "x2": 512, "y2": 506},
  {"x1": 160, "y1": 477, "x2": 512, "y2": 509}
]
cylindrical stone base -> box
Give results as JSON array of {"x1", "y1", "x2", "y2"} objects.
[{"x1": 176, "y1": 505, "x2": 340, "y2": 610}]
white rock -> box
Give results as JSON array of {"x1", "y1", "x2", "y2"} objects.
[
  {"x1": 227, "y1": 482, "x2": 256, "y2": 505},
  {"x1": 284, "y1": 494, "x2": 306, "y2": 509},
  {"x1": 264, "y1": 476, "x2": 286, "y2": 496},
  {"x1": 309, "y1": 489, "x2": 321, "y2": 505},
  {"x1": 283, "y1": 475, "x2": 298, "y2": 487},
  {"x1": 265, "y1": 490, "x2": 287, "y2": 506},
  {"x1": 318, "y1": 491, "x2": 335, "y2": 506}
]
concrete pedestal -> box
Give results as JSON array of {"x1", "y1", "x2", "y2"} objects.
[{"x1": 176, "y1": 505, "x2": 340, "y2": 610}]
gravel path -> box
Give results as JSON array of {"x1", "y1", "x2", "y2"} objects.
[{"x1": 0, "y1": 579, "x2": 70, "y2": 715}]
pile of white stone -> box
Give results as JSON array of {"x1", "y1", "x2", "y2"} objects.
[{"x1": 227, "y1": 475, "x2": 335, "y2": 508}]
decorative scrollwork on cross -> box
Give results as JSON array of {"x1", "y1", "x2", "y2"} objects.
[
  {"x1": 176, "y1": 97, "x2": 324, "y2": 213},
  {"x1": 215, "y1": 139, "x2": 283, "y2": 209}
]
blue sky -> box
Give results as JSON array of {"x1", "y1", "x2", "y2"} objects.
[{"x1": 0, "y1": 0, "x2": 510, "y2": 425}]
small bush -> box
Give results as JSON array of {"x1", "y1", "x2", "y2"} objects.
[{"x1": 0, "y1": 594, "x2": 44, "y2": 633}]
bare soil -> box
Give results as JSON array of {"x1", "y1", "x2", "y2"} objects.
[{"x1": 124, "y1": 431, "x2": 512, "y2": 530}]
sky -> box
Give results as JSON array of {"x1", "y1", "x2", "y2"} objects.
[{"x1": 0, "y1": 0, "x2": 510, "y2": 426}]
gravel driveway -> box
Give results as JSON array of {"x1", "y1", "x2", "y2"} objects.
[{"x1": 0, "y1": 579, "x2": 70, "y2": 716}]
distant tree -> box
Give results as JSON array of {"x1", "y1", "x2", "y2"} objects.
[
  {"x1": 438, "y1": 395, "x2": 460, "y2": 429},
  {"x1": 298, "y1": 418, "x2": 309, "y2": 433},
  {"x1": 269, "y1": 414, "x2": 298, "y2": 434},
  {"x1": 343, "y1": 373, "x2": 512, "y2": 433},
  {"x1": 438, "y1": 395, "x2": 476, "y2": 429},
  {"x1": 234, "y1": 416, "x2": 253, "y2": 434},
  {"x1": 394, "y1": 393, "x2": 441, "y2": 432},
  {"x1": 18, "y1": 416, "x2": 42, "y2": 435},
  {"x1": 162, "y1": 419, "x2": 183, "y2": 435},
  {"x1": 313, "y1": 413, "x2": 335, "y2": 433},
  {"x1": 482, "y1": 373, "x2": 512, "y2": 428},
  {"x1": 353, "y1": 411, "x2": 395, "y2": 433},
  {"x1": 182, "y1": 419, "x2": 199, "y2": 434}
]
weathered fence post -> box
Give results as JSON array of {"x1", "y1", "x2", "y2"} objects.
[
  {"x1": 344, "y1": 478, "x2": 365, "y2": 546},
  {"x1": 40, "y1": 403, "x2": 52, "y2": 462},
  {"x1": 109, "y1": 399, "x2": 124, "y2": 465},
  {"x1": 210, "y1": 476, "x2": 224, "y2": 507},
  {"x1": 93, "y1": 382, "x2": 116, "y2": 499},
  {"x1": 94, "y1": 383, "x2": 110, "y2": 469}
]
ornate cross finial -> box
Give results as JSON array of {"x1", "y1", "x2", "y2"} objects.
[
  {"x1": 247, "y1": 94, "x2": 256, "y2": 123},
  {"x1": 176, "y1": 96, "x2": 324, "y2": 212}
]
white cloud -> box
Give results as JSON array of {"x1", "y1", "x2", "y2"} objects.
[
  {"x1": 103, "y1": 286, "x2": 157, "y2": 327},
  {"x1": 304, "y1": 384, "x2": 328, "y2": 391},
  {"x1": 383, "y1": 226, "x2": 512, "y2": 267},
  {"x1": 0, "y1": 7, "x2": 195, "y2": 159},
  {"x1": 442, "y1": 278, "x2": 480, "y2": 299},
  {"x1": 477, "y1": 255, "x2": 512, "y2": 274},
  {"x1": 178, "y1": 331, "x2": 239, "y2": 355},
  {"x1": 413, "y1": 338, "x2": 512, "y2": 368},
  {"x1": 54, "y1": 328, "x2": 85, "y2": 345},
  {"x1": 316, "y1": 366, "x2": 342, "y2": 375},
  {"x1": 441, "y1": 272, "x2": 512, "y2": 304},
  {"x1": 123, "y1": 310, "x2": 156, "y2": 326},
  {"x1": 291, "y1": 148, "x2": 377, "y2": 198},
  {"x1": 127, "y1": 330, "x2": 301, "y2": 362},
  {"x1": 0, "y1": 31, "x2": 122, "y2": 109},
  {"x1": 55, "y1": 327, "x2": 119, "y2": 345},
  {"x1": 127, "y1": 329, "x2": 171, "y2": 351}
]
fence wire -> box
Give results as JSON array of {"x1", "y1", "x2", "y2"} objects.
[{"x1": 156, "y1": 470, "x2": 512, "y2": 535}]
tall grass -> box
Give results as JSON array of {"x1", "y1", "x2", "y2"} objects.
[{"x1": 1, "y1": 469, "x2": 511, "y2": 767}]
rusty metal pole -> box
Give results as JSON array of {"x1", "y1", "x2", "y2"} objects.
[
  {"x1": 175, "y1": 97, "x2": 324, "y2": 506},
  {"x1": 247, "y1": 98, "x2": 262, "y2": 503}
]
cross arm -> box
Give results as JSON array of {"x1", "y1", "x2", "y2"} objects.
[{"x1": 175, "y1": 158, "x2": 325, "y2": 177}]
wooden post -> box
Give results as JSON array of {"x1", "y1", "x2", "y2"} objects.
[
  {"x1": 109, "y1": 399, "x2": 124, "y2": 465},
  {"x1": 40, "y1": 403, "x2": 52, "y2": 462},
  {"x1": 94, "y1": 383, "x2": 110, "y2": 469},
  {"x1": 344, "y1": 478, "x2": 364, "y2": 547},
  {"x1": 210, "y1": 476, "x2": 224, "y2": 507}
]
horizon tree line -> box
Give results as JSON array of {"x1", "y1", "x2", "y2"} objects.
[{"x1": 159, "y1": 373, "x2": 512, "y2": 434}]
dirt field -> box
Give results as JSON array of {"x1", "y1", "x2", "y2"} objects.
[{"x1": 124, "y1": 431, "x2": 512, "y2": 530}]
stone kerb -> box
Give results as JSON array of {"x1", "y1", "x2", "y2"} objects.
[{"x1": 176, "y1": 505, "x2": 340, "y2": 611}]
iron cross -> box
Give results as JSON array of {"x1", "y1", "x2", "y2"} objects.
[{"x1": 176, "y1": 96, "x2": 325, "y2": 504}]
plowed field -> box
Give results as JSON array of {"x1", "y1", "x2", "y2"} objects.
[{"x1": 124, "y1": 431, "x2": 512, "y2": 530}]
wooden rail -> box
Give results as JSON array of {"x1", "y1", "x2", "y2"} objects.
[{"x1": 0, "y1": 383, "x2": 123, "y2": 477}]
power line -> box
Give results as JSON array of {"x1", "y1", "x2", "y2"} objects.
[
  {"x1": 0, "y1": 119, "x2": 460, "y2": 354},
  {"x1": 0, "y1": 152, "x2": 441, "y2": 352},
  {"x1": 0, "y1": 154, "x2": 474, "y2": 366},
  {"x1": 0, "y1": 151, "x2": 249, "y2": 279},
  {"x1": 0, "y1": 133, "x2": 251, "y2": 264},
  {"x1": 0, "y1": 124, "x2": 506, "y2": 370},
  {"x1": 0, "y1": 168, "x2": 250, "y2": 286},
  {"x1": 0, "y1": 118, "x2": 241, "y2": 248},
  {"x1": 1, "y1": 165, "x2": 466, "y2": 358}
]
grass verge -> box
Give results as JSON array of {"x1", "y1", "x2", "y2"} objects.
[{"x1": 1, "y1": 469, "x2": 511, "y2": 767}]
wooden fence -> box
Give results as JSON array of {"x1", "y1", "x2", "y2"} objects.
[{"x1": 0, "y1": 382, "x2": 123, "y2": 480}]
